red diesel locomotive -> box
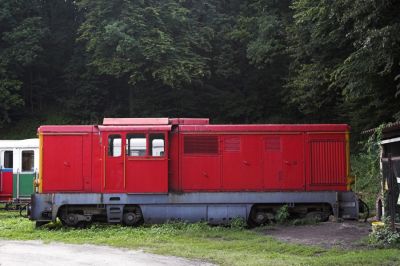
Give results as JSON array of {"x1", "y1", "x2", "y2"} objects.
[{"x1": 29, "y1": 118, "x2": 358, "y2": 227}]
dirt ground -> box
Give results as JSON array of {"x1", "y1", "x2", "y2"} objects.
[{"x1": 264, "y1": 221, "x2": 371, "y2": 249}]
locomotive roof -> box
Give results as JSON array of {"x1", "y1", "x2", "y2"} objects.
[
  {"x1": 38, "y1": 125, "x2": 172, "y2": 133},
  {"x1": 103, "y1": 118, "x2": 210, "y2": 125},
  {"x1": 38, "y1": 125, "x2": 95, "y2": 133},
  {"x1": 98, "y1": 125, "x2": 172, "y2": 132},
  {"x1": 38, "y1": 118, "x2": 210, "y2": 133},
  {"x1": 39, "y1": 120, "x2": 349, "y2": 133},
  {"x1": 178, "y1": 124, "x2": 350, "y2": 132}
]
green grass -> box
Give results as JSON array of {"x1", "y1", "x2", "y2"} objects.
[{"x1": 0, "y1": 211, "x2": 399, "y2": 265}]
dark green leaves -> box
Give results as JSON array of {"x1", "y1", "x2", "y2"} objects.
[
  {"x1": 0, "y1": 0, "x2": 399, "y2": 135},
  {"x1": 77, "y1": 0, "x2": 211, "y2": 88}
]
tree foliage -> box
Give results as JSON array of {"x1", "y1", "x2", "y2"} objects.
[
  {"x1": 0, "y1": 0, "x2": 399, "y2": 138},
  {"x1": 287, "y1": 0, "x2": 400, "y2": 129}
]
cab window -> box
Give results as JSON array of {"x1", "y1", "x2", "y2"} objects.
[
  {"x1": 150, "y1": 134, "x2": 165, "y2": 156},
  {"x1": 127, "y1": 134, "x2": 147, "y2": 156},
  {"x1": 108, "y1": 135, "x2": 121, "y2": 157}
]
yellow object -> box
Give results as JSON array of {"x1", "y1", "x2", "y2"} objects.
[{"x1": 372, "y1": 221, "x2": 385, "y2": 232}]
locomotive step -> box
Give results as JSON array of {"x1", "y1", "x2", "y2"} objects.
[{"x1": 106, "y1": 205, "x2": 124, "y2": 223}]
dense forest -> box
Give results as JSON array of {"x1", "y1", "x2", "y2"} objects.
[{"x1": 0, "y1": 0, "x2": 399, "y2": 141}]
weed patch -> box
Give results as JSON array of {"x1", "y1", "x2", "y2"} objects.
[
  {"x1": 276, "y1": 205, "x2": 290, "y2": 224},
  {"x1": 351, "y1": 126, "x2": 383, "y2": 210},
  {"x1": 369, "y1": 220, "x2": 400, "y2": 248}
]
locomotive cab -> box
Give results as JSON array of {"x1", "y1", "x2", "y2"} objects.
[{"x1": 101, "y1": 127, "x2": 169, "y2": 193}]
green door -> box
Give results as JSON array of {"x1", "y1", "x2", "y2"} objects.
[{"x1": 13, "y1": 173, "x2": 35, "y2": 199}]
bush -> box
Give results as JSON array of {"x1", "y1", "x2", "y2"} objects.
[
  {"x1": 351, "y1": 125, "x2": 384, "y2": 210},
  {"x1": 229, "y1": 217, "x2": 246, "y2": 229},
  {"x1": 369, "y1": 219, "x2": 400, "y2": 248},
  {"x1": 276, "y1": 205, "x2": 290, "y2": 224}
]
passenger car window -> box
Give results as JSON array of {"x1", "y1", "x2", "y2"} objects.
[
  {"x1": 22, "y1": 150, "x2": 34, "y2": 172},
  {"x1": 150, "y1": 134, "x2": 165, "y2": 156},
  {"x1": 127, "y1": 134, "x2": 146, "y2": 156},
  {"x1": 108, "y1": 135, "x2": 121, "y2": 157},
  {"x1": 3, "y1": 150, "x2": 13, "y2": 168}
]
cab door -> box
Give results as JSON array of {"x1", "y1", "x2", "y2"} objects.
[
  {"x1": 104, "y1": 133, "x2": 125, "y2": 192},
  {"x1": 125, "y1": 132, "x2": 168, "y2": 193}
]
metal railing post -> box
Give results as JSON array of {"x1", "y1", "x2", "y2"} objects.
[{"x1": 34, "y1": 169, "x2": 38, "y2": 193}]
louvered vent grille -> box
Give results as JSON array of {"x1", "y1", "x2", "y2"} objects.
[
  {"x1": 184, "y1": 136, "x2": 219, "y2": 155},
  {"x1": 310, "y1": 140, "x2": 346, "y2": 185},
  {"x1": 265, "y1": 137, "x2": 281, "y2": 151},
  {"x1": 224, "y1": 137, "x2": 240, "y2": 151}
]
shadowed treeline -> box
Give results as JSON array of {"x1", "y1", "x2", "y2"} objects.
[{"x1": 0, "y1": 0, "x2": 399, "y2": 140}]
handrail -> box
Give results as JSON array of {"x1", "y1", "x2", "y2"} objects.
[
  {"x1": 103, "y1": 146, "x2": 106, "y2": 189},
  {"x1": 34, "y1": 169, "x2": 38, "y2": 193},
  {"x1": 123, "y1": 141, "x2": 126, "y2": 189}
]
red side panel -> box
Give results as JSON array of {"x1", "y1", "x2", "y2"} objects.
[
  {"x1": 222, "y1": 135, "x2": 263, "y2": 190},
  {"x1": 306, "y1": 134, "x2": 347, "y2": 191},
  {"x1": 125, "y1": 159, "x2": 168, "y2": 193},
  {"x1": 181, "y1": 135, "x2": 221, "y2": 190},
  {"x1": 263, "y1": 136, "x2": 283, "y2": 190},
  {"x1": 42, "y1": 134, "x2": 92, "y2": 192},
  {"x1": 280, "y1": 134, "x2": 305, "y2": 190},
  {"x1": 263, "y1": 134, "x2": 305, "y2": 191},
  {"x1": 0, "y1": 170, "x2": 13, "y2": 201},
  {"x1": 90, "y1": 133, "x2": 102, "y2": 192},
  {"x1": 168, "y1": 130, "x2": 180, "y2": 192}
]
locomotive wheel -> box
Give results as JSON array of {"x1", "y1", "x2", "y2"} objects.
[
  {"x1": 123, "y1": 212, "x2": 140, "y2": 226},
  {"x1": 253, "y1": 211, "x2": 269, "y2": 225},
  {"x1": 61, "y1": 213, "x2": 92, "y2": 228},
  {"x1": 65, "y1": 213, "x2": 79, "y2": 226},
  {"x1": 122, "y1": 206, "x2": 143, "y2": 226},
  {"x1": 248, "y1": 208, "x2": 273, "y2": 227},
  {"x1": 61, "y1": 213, "x2": 80, "y2": 227}
]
